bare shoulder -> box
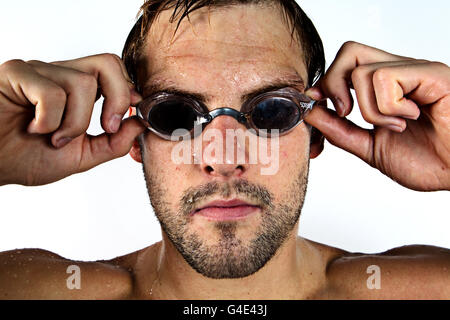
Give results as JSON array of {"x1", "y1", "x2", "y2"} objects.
[
  {"x1": 300, "y1": 237, "x2": 347, "y2": 262},
  {"x1": 0, "y1": 245, "x2": 156, "y2": 299},
  {"x1": 324, "y1": 244, "x2": 450, "y2": 299}
]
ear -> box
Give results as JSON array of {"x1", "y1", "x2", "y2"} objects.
[
  {"x1": 129, "y1": 138, "x2": 143, "y2": 163},
  {"x1": 309, "y1": 126, "x2": 324, "y2": 159}
]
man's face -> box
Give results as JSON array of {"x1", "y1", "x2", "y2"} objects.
[{"x1": 135, "y1": 4, "x2": 312, "y2": 278}]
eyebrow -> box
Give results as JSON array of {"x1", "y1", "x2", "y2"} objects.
[{"x1": 141, "y1": 76, "x2": 305, "y2": 105}]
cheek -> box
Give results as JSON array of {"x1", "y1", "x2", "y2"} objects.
[
  {"x1": 143, "y1": 136, "x2": 187, "y2": 201},
  {"x1": 265, "y1": 126, "x2": 310, "y2": 201},
  {"x1": 279, "y1": 125, "x2": 309, "y2": 165},
  {"x1": 145, "y1": 142, "x2": 194, "y2": 183},
  {"x1": 144, "y1": 135, "x2": 172, "y2": 171}
]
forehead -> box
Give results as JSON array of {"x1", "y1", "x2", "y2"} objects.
[{"x1": 138, "y1": 4, "x2": 308, "y2": 100}]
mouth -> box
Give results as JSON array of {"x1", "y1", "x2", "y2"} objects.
[{"x1": 191, "y1": 199, "x2": 261, "y2": 221}]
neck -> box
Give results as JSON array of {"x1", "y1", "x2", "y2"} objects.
[{"x1": 144, "y1": 230, "x2": 326, "y2": 299}]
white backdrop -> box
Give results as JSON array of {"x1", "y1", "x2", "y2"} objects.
[{"x1": 0, "y1": 0, "x2": 448, "y2": 261}]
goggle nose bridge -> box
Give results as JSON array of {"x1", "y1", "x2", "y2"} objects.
[{"x1": 196, "y1": 107, "x2": 248, "y2": 125}]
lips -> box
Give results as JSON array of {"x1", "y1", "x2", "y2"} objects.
[{"x1": 191, "y1": 199, "x2": 260, "y2": 221}]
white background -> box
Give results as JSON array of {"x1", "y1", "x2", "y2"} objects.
[{"x1": 0, "y1": 0, "x2": 448, "y2": 261}]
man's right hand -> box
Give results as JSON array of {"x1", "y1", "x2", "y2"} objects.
[{"x1": 0, "y1": 54, "x2": 146, "y2": 186}]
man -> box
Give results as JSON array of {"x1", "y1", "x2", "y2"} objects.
[{"x1": 0, "y1": 0, "x2": 448, "y2": 299}]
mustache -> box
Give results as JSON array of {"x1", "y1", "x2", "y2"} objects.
[{"x1": 179, "y1": 179, "x2": 274, "y2": 216}]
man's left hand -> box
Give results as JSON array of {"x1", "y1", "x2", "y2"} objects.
[{"x1": 305, "y1": 41, "x2": 450, "y2": 191}]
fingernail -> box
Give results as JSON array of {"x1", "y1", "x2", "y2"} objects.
[
  {"x1": 109, "y1": 114, "x2": 122, "y2": 133},
  {"x1": 334, "y1": 97, "x2": 345, "y2": 117},
  {"x1": 55, "y1": 137, "x2": 72, "y2": 148},
  {"x1": 306, "y1": 87, "x2": 322, "y2": 100},
  {"x1": 386, "y1": 124, "x2": 404, "y2": 133},
  {"x1": 402, "y1": 113, "x2": 420, "y2": 120}
]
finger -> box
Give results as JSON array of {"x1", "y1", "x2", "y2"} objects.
[
  {"x1": 320, "y1": 41, "x2": 410, "y2": 117},
  {"x1": 78, "y1": 116, "x2": 146, "y2": 172},
  {"x1": 0, "y1": 59, "x2": 67, "y2": 134},
  {"x1": 373, "y1": 61, "x2": 450, "y2": 109},
  {"x1": 372, "y1": 67, "x2": 420, "y2": 122},
  {"x1": 309, "y1": 126, "x2": 325, "y2": 159},
  {"x1": 351, "y1": 60, "x2": 436, "y2": 130},
  {"x1": 305, "y1": 87, "x2": 325, "y2": 101},
  {"x1": 27, "y1": 60, "x2": 98, "y2": 147},
  {"x1": 351, "y1": 63, "x2": 407, "y2": 131},
  {"x1": 305, "y1": 104, "x2": 374, "y2": 166},
  {"x1": 53, "y1": 53, "x2": 133, "y2": 134},
  {"x1": 130, "y1": 87, "x2": 143, "y2": 106}
]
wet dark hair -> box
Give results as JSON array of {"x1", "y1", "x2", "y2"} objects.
[{"x1": 122, "y1": 0, "x2": 325, "y2": 91}]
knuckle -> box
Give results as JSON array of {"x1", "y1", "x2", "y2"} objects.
[
  {"x1": 102, "y1": 53, "x2": 127, "y2": 76},
  {"x1": 359, "y1": 107, "x2": 376, "y2": 123},
  {"x1": 340, "y1": 41, "x2": 360, "y2": 54},
  {"x1": 377, "y1": 99, "x2": 395, "y2": 115},
  {"x1": 372, "y1": 68, "x2": 392, "y2": 85},
  {"x1": 25, "y1": 59, "x2": 43, "y2": 65},
  {"x1": 430, "y1": 61, "x2": 448, "y2": 69},
  {"x1": 100, "y1": 53, "x2": 121, "y2": 66},
  {"x1": 414, "y1": 58, "x2": 430, "y2": 64},
  {"x1": 351, "y1": 65, "x2": 368, "y2": 84},
  {"x1": 0, "y1": 59, "x2": 26, "y2": 72}
]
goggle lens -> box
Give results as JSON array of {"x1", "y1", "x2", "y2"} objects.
[
  {"x1": 250, "y1": 97, "x2": 301, "y2": 132},
  {"x1": 148, "y1": 99, "x2": 199, "y2": 136}
]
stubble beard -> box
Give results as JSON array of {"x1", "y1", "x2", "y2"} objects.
[{"x1": 142, "y1": 162, "x2": 309, "y2": 279}]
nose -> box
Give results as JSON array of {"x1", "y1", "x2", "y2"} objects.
[{"x1": 197, "y1": 114, "x2": 249, "y2": 178}]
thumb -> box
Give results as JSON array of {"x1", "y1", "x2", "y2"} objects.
[
  {"x1": 79, "y1": 116, "x2": 146, "y2": 172},
  {"x1": 305, "y1": 105, "x2": 375, "y2": 166}
]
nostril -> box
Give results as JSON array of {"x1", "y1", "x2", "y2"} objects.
[
  {"x1": 205, "y1": 166, "x2": 214, "y2": 173},
  {"x1": 203, "y1": 164, "x2": 245, "y2": 176}
]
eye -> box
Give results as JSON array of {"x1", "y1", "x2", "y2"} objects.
[{"x1": 251, "y1": 97, "x2": 300, "y2": 130}]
